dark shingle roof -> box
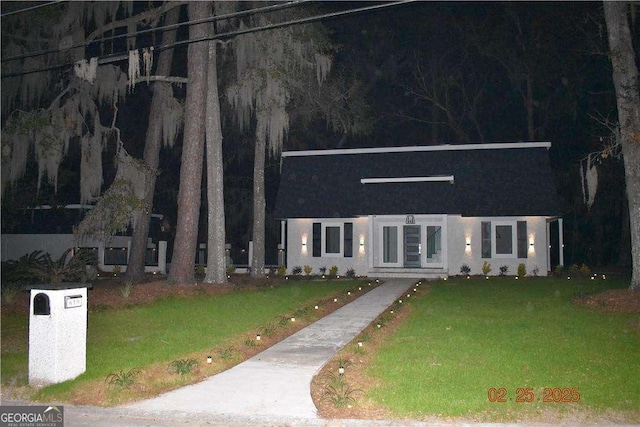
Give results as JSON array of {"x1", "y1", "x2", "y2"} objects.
[{"x1": 274, "y1": 143, "x2": 559, "y2": 219}]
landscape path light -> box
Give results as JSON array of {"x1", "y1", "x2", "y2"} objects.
[{"x1": 207, "y1": 356, "x2": 212, "y2": 364}]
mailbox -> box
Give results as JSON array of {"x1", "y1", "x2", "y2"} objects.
[
  {"x1": 33, "y1": 293, "x2": 50, "y2": 315},
  {"x1": 28, "y1": 284, "x2": 90, "y2": 386}
]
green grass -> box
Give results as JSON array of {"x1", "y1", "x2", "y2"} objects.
[
  {"x1": 366, "y1": 277, "x2": 639, "y2": 419},
  {"x1": 1, "y1": 279, "x2": 364, "y2": 398}
]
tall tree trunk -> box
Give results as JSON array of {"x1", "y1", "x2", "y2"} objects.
[
  {"x1": 126, "y1": 6, "x2": 180, "y2": 282},
  {"x1": 604, "y1": 1, "x2": 640, "y2": 290},
  {"x1": 168, "y1": 2, "x2": 210, "y2": 284},
  {"x1": 203, "y1": 28, "x2": 227, "y2": 284},
  {"x1": 251, "y1": 111, "x2": 267, "y2": 277}
]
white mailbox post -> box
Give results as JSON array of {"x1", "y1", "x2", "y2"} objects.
[{"x1": 28, "y1": 284, "x2": 89, "y2": 386}]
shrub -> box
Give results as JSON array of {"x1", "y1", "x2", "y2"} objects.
[
  {"x1": 329, "y1": 266, "x2": 339, "y2": 277},
  {"x1": 168, "y1": 358, "x2": 199, "y2": 375},
  {"x1": 1, "y1": 249, "x2": 97, "y2": 284},
  {"x1": 319, "y1": 266, "x2": 327, "y2": 275},
  {"x1": 460, "y1": 264, "x2": 471, "y2": 275},
  {"x1": 499, "y1": 265, "x2": 508, "y2": 276},
  {"x1": 579, "y1": 264, "x2": 591, "y2": 277},
  {"x1": 105, "y1": 368, "x2": 141, "y2": 389},
  {"x1": 303, "y1": 265, "x2": 313, "y2": 275},
  {"x1": 113, "y1": 265, "x2": 122, "y2": 277},
  {"x1": 277, "y1": 266, "x2": 287, "y2": 276},
  {"x1": 121, "y1": 280, "x2": 135, "y2": 299},
  {"x1": 517, "y1": 263, "x2": 526, "y2": 277},
  {"x1": 482, "y1": 261, "x2": 492, "y2": 276},
  {"x1": 195, "y1": 265, "x2": 205, "y2": 277},
  {"x1": 291, "y1": 266, "x2": 303, "y2": 275},
  {"x1": 553, "y1": 264, "x2": 565, "y2": 277},
  {"x1": 345, "y1": 267, "x2": 356, "y2": 278},
  {"x1": 227, "y1": 264, "x2": 236, "y2": 275}
]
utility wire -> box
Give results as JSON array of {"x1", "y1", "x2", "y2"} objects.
[
  {"x1": 0, "y1": 0, "x2": 65, "y2": 17},
  {"x1": 1, "y1": 0, "x2": 415, "y2": 79},
  {"x1": 2, "y1": 0, "x2": 313, "y2": 64}
]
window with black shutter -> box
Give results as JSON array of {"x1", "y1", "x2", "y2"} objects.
[
  {"x1": 312, "y1": 223, "x2": 321, "y2": 257},
  {"x1": 517, "y1": 221, "x2": 528, "y2": 258},
  {"x1": 344, "y1": 223, "x2": 353, "y2": 257}
]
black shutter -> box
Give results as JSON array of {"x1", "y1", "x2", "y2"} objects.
[
  {"x1": 517, "y1": 221, "x2": 527, "y2": 258},
  {"x1": 312, "y1": 223, "x2": 321, "y2": 257},
  {"x1": 481, "y1": 221, "x2": 491, "y2": 258},
  {"x1": 344, "y1": 222, "x2": 353, "y2": 257}
]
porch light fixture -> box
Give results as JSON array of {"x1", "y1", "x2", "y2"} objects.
[{"x1": 207, "y1": 356, "x2": 212, "y2": 364}]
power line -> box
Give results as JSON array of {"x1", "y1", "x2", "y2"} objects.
[
  {"x1": 2, "y1": 0, "x2": 313, "y2": 64},
  {"x1": 0, "y1": 0, "x2": 65, "y2": 18},
  {"x1": 1, "y1": 1, "x2": 415, "y2": 80}
]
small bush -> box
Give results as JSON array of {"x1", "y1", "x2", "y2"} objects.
[
  {"x1": 345, "y1": 267, "x2": 356, "y2": 278},
  {"x1": 227, "y1": 264, "x2": 236, "y2": 275},
  {"x1": 219, "y1": 347, "x2": 236, "y2": 360},
  {"x1": 499, "y1": 265, "x2": 508, "y2": 276},
  {"x1": 291, "y1": 266, "x2": 303, "y2": 275},
  {"x1": 121, "y1": 280, "x2": 135, "y2": 299},
  {"x1": 329, "y1": 266, "x2": 339, "y2": 277},
  {"x1": 321, "y1": 371, "x2": 362, "y2": 408},
  {"x1": 303, "y1": 265, "x2": 313, "y2": 275},
  {"x1": 553, "y1": 264, "x2": 565, "y2": 277},
  {"x1": 277, "y1": 266, "x2": 287, "y2": 276},
  {"x1": 517, "y1": 263, "x2": 526, "y2": 277},
  {"x1": 579, "y1": 264, "x2": 592, "y2": 277},
  {"x1": 195, "y1": 265, "x2": 205, "y2": 277},
  {"x1": 319, "y1": 266, "x2": 327, "y2": 275},
  {"x1": 460, "y1": 264, "x2": 471, "y2": 275},
  {"x1": 105, "y1": 368, "x2": 141, "y2": 389},
  {"x1": 113, "y1": 265, "x2": 122, "y2": 277},
  {"x1": 482, "y1": 261, "x2": 492, "y2": 276},
  {"x1": 168, "y1": 358, "x2": 199, "y2": 375}
]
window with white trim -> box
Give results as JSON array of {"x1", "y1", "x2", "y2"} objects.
[{"x1": 481, "y1": 220, "x2": 528, "y2": 259}]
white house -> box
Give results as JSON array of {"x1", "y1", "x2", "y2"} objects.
[{"x1": 273, "y1": 142, "x2": 563, "y2": 278}]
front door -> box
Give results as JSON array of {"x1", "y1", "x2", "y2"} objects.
[{"x1": 404, "y1": 225, "x2": 421, "y2": 267}]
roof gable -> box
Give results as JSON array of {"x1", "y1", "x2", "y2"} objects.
[{"x1": 274, "y1": 142, "x2": 559, "y2": 219}]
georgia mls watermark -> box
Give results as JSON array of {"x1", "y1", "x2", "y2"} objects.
[{"x1": 0, "y1": 406, "x2": 63, "y2": 427}]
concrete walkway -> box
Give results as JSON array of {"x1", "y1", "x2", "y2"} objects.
[{"x1": 118, "y1": 278, "x2": 415, "y2": 424}]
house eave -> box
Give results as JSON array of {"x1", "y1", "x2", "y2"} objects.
[{"x1": 281, "y1": 141, "x2": 552, "y2": 158}]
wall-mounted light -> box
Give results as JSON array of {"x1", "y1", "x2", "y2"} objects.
[
  {"x1": 465, "y1": 236, "x2": 472, "y2": 253},
  {"x1": 529, "y1": 235, "x2": 535, "y2": 254},
  {"x1": 359, "y1": 235, "x2": 365, "y2": 255},
  {"x1": 301, "y1": 234, "x2": 308, "y2": 254}
]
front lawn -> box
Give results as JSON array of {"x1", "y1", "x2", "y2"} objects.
[
  {"x1": 1, "y1": 278, "x2": 367, "y2": 404},
  {"x1": 365, "y1": 277, "x2": 639, "y2": 422}
]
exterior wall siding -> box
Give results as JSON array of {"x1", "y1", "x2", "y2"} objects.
[
  {"x1": 447, "y1": 215, "x2": 549, "y2": 276},
  {"x1": 285, "y1": 217, "x2": 369, "y2": 276},
  {"x1": 285, "y1": 215, "x2": 551, "y2": 278}
]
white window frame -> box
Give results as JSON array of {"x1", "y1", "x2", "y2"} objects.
[
  {"x1": 492, "y1": 221, "x2": 518, "y2": 258},
  {"x1": 322, "y1": 223, "x2": 343, "y2": 257}
]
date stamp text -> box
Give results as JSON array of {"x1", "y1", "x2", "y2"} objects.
[{"x1": 487, "y1": 387, "x2": 580, "y2": 403}]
